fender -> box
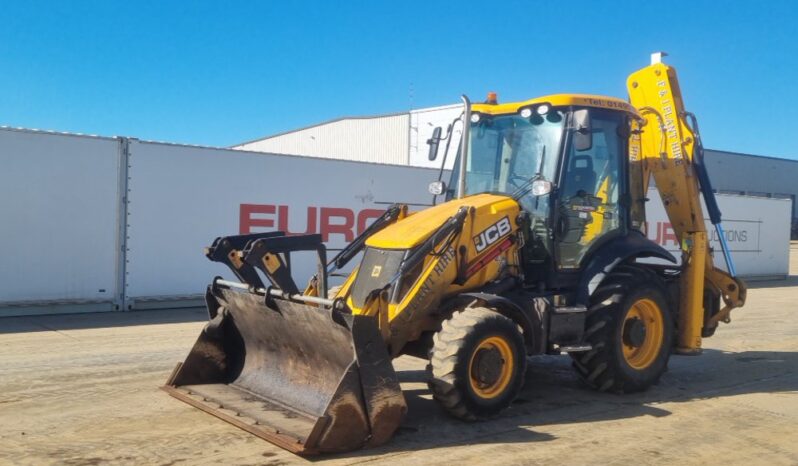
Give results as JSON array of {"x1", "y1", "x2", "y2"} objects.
[
  {"x1": 460, "y1": 292, "x2": 543, "y2": 353},
  {"x1": 576, "y1": 231, "x2": 677, "y2": 305}
]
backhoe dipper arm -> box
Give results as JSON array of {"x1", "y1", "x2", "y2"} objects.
[{"x1": 627, "y1": 54, "x2": 746, "y2": 354}]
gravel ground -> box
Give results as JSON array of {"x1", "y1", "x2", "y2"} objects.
[{"x1": 1, "y1": 244, "x2": 797, "y2": 465}]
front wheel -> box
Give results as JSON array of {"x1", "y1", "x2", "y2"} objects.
[
  {"x1": 427, "y1": 307, "x2": 526, "y2": 420},
  {"x1": 571, "y1": 267, "x2": 674, "y2": 393}
]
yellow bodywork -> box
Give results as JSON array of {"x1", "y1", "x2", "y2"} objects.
[
  {"x1": 331, "y1": 63, "x2": 745, "y2": 355},
  {"x1": 471, "y1": 93, "x2": 640, "y2": 117},
  {"x1": 342, "y1": 193, "x2": 521, "y2": 354},
  {"x1": 627, "y1": 62, "x2": 746, "y2": 353},
  {"x1": 581, "y1": 176, "x2": 610, "y2": 243}
]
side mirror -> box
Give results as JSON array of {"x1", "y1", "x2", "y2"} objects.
[
  {"x1": 428, "y1": 180, "x2": 446, "y2": 195},
  {"x1": 531, "y1": 179, "x2": 552, "y2": 196},
  {"x1": 573, "y1": 109, "x2": 592, "y2": 151},
  {"x1": 427, "y1": 126, "x2": 442, "y2": 161}
]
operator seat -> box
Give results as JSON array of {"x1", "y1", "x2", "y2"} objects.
[
  {"x1": 558, "y1": 154, "x2": 599, "y2": 251},
  {"x1": 567, "y1": 155, "x2": 596, "y2": 196}
]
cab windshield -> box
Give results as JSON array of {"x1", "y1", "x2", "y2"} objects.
[{"x1": 455, "y1": 110, "x2": 564, "y2": 197}]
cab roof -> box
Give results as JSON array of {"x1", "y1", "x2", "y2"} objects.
[{"x1": 471, "y1": 93, "x2": 640, "y2": 118}]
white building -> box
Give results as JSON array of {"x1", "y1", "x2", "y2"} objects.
[
  {"x1": 234, "y1": 104, "x2": 463, "y2": 170},
  {"x1": 235, "y1": 104, "x2": 798, "y2": 232}
]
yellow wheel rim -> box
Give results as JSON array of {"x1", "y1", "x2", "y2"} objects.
[
  {"x1": 621, "y1": 298, "x2": 664, "y2": 370},
  {"x1": 468, "y1": 336, "x2": 514, "y2": 399}
]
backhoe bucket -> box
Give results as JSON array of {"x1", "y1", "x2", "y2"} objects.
[{"x1": 163, "y1": 286, "x2": 406, "y2": 454}]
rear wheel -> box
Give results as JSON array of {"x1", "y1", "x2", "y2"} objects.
[
  {"x1": 427, "y1": 307, "x2": 526, "y2": 420},
  {"x1": 571, "y1": 266, "x2": 674, "y2": 393}
]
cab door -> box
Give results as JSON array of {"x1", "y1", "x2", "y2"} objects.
[{"x1": 555, "y1": 108, "x2": 627, "y2": 269}]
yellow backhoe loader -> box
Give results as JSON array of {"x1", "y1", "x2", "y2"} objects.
[{"x1": 163, "y1": 54, "x2": 746, "y2": 454}]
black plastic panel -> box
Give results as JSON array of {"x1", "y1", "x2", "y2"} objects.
[{"x1": 349, "y1": 248, "x2": 405, "y2": 308}]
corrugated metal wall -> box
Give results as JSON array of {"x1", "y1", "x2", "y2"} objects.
[
  {"x1": 235, "y1": 114, "x2": 410, "y2": 165},
  {"x1": 233, "y1": 104, "x2": 464, "y2": 168},
  {"x1": 705, "y1": 150, "x2": 798, "y2": 220},
  {"x1": 408, "y1": 105, "x2": 463, "y2": 170}
]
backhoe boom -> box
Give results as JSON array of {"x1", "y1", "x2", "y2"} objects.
[{"x1": 627, "y1": 54, "x2": 746, "y2": 353}]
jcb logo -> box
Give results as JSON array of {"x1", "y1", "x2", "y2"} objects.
[{"x1": 473, "y1": 217, "x2": 512, "y2": 253}]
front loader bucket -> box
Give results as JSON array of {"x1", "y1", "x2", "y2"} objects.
[{"x1": 163, "y1": 286, "x2": 406, "y2": 454}]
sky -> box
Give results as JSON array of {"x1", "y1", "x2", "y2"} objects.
[{"x1": 0, "y1": 1, "x2": 796, "y2": 158}]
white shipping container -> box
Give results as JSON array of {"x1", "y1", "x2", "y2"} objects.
[
  {"x1": 0, "y1": 128, "x2": 121, "y2": 312},
  {"x1": 0, "y1": 127, "x2": 790, "y2": 316},
  {"x1": 124, "y1": 141, "x2": 790, "y2": 310},
  {"x1": 644, "y1": 189, "x2": 791, "y2": 278},
  {"x1": 123, "y1": 141, "x2": 440, "y2": 307}
]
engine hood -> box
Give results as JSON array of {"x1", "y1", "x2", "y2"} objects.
[{"x1": 366, "y1": 193, "x2": 518, "y2": 250}]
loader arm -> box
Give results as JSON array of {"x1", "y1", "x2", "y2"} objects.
[{"x1": 627, "y1": 55, "x2": 746, "y2": 353}]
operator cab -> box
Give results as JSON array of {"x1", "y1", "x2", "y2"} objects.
[{"x1": 430, "y1": 94, "x2": 642, "y2": 287}]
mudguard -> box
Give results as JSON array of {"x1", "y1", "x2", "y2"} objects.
[
  {"x1": 460, "y1": 291, "x2": 544, "y2": 353},
  {"x1": 576, "y1": 231, "x2": 677, "y2": 305}
]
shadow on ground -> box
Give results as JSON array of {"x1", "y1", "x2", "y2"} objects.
[
  {"x1": 316, "y1": 348, "x2": 797, "y2": 461},
  {"x1": 0, "y1": 307, "x2": 207, "y2": 334},
  {"x1": 746, "y1": 275, "x2": 798, "y2": 289}
]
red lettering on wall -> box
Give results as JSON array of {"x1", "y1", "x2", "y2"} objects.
[
  {"x1": 240, "y1": 204, "x2": 275, "y2": 234},
  {"x1": 356, "y1": 209, "x2": 385, "y2": 234},
  {"x1": 661, "y1": 222, "x2": 678, "y2": 246},
  {"x1": 648, "y1": 221, "x2": 680, "y2": 247},
  {"x1": 238, "y1": 204, "x2": 391, "y2": 242},
  {"x1": 320, "y1": 207, "x2": 355, "y2": 242},
  {"x1": 278, "y1": 205, "x2": 317, "y2": 235}
]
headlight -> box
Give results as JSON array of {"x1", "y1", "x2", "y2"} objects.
[
  {"x1": 428, "y1": 181, "x2": 445, "y2": 195},
  {"x1": 531, "y1": 179, "x2": 553, "y2": 196}
]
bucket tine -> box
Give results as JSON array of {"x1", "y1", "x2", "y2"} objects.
[
  {"x1": 205, "y1": 232, "x2": 285, "y2": 287},
  {"x1": 241, "y1": 234, "x2": 326, "y2": 296}
]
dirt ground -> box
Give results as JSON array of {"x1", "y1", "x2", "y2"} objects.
[{"x1": 2, "y1": 245, "x2": 797, "y2": 465}]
